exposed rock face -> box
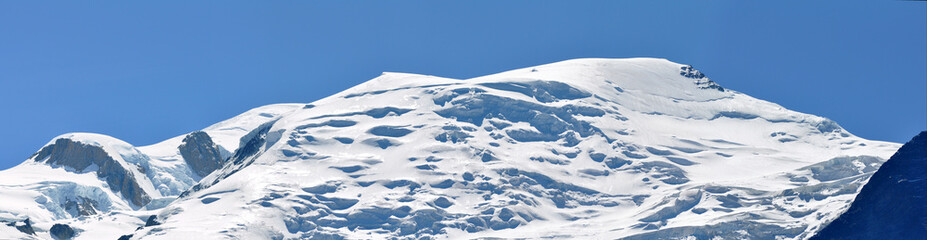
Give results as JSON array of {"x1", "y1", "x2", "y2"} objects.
[
  {"x1": 49, "y1": 223, "x2": 75, "y2": 239},
  {"x1": 680, "y1": 65, "x2": 724, "y2": 91},
  {"x1": 63, "y1": 196, "x2": 98, "y2": 217},
  {"x1": 179, "y1": 121, "x2": 276, "y2": 198},
  {"x1": 144, "y1": 215, "x2": 160, "y2": 227},
  {"x1": 32, "y1": 138, "x2": 151, "y2": 207},
  {"x1": 811, "y1": 131, "x2": 927, "y2": 239},
  {"x1": 1, "y1": 218, "x2": 35, "y2": 235},
  {"x1": 178, "y1": 131, "x2": 224, "y2": 177}
]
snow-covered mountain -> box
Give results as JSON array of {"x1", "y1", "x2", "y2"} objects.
[{"x1": 0, "y1": 58, "x2": 901, "y2": 239}]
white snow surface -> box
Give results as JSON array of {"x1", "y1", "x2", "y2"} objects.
[{"x1": 0, "y1": 58, "x2": 900, "y2": 239}]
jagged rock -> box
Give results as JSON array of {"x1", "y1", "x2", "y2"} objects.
[
  {"x1": 179, "y1": 131, "x2": 225, "y2": 177},
  {"x1": 144, "y1": 215, "x2": 160, "y2": 227},
  {"x1": 63, "y1": 196, "x2": 98, "y2": 217},
  {"x1": 180, "y1": 120, "x2": 277, "y2": 198},
  {"x1": 31, "y1": 138, "x2": 151, "y2": 207},
  {"x1": 2, "y1": 218, "x2": 35, "y2": 235}
]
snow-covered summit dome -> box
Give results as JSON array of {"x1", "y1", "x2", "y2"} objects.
[{"x1": 0, "y1": 58, "x2": 901, "y2": 239}]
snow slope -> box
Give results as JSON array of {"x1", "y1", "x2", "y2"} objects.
[{"x1": 0, "y1": 58, "x2": 900, "y2": 239}]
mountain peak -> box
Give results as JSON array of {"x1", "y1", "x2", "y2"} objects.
[
  {"x1": 469, "y1": 57, "x2": 726, "y2": 100},
  {"x1": 0, "y1": 58, "x2": 902, "y2": 239},
  {"x1": 337, "y1": 58, "x2": 727, "y2": 105},
  {"x1": 45, "y1": 132, "x2": 133, "y2": 149}
]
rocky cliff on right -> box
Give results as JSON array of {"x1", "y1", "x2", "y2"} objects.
[{"x1": 812, "y1": 131, "x2": 927, "y2": 239}]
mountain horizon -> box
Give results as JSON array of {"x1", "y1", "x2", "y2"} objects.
[{"x1": 0, "y1": 58, "x2": 905, "y2": 239}]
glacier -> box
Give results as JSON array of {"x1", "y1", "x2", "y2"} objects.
[{"x1": 0, "y1": 58, "x2": 901, "y2": 239}]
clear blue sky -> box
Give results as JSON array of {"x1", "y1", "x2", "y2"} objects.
[{"x1": 1, "y1": 2, "x2": 924, "y2": 170}]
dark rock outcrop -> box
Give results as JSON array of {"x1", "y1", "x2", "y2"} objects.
[
  {"x1": 144, "y1": 215, "x2": 160, "y2": 227},
  {"x1": 180, "y1": 121, "x2": 277, "y2": 198},
  {"x1": 49, "y1": 223, "x2": 75, "y2": 240},
  {"x1": 2, "y1": 218, "x2": 35, "y2": 235},
  {"x1": 680, "y1": 65, "x2": 724, "y2": 91},
  {"x1": 178, "y1": 131, "x2": 225, "y2": 177},
  {"x1": 31, "y1": 138, "x2": 151, "y2": 207},
  {"x1": 63, "y1": 196, "x2": 98, "y2": 217},
  {"x1": 810, "y1": 131, "x2": 927, "y2": 239}
]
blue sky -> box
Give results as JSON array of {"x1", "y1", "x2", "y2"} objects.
[{"x1": 0, "y1": 2, "x2": 924, "y2": 170}]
